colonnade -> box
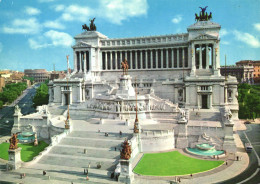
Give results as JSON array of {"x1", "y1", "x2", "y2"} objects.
[
  {"x1": 74, "y1": 51, "x2": 90, "y2": 73},
  {"x1": 194, "y1": 44, "x2": 214, "y2": 69},
  {"x1": 102, "y1": 47, "x2": 188, "y2": 70}
]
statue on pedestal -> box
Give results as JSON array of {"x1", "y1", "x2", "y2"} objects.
[
  {"x1": 121, "y1": 59, "x2": 129, "y2": 75},
  {"x1": 9, "y1": 133, "x2": 19, "y2": 150},
  {"x1": 120, "y1": 139, "x2": 132, "y2": 160}
]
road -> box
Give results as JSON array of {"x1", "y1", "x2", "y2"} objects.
[
  {"x1": 0, "y1": 84, "x2": 38, "y2": 138},
  {"x1": 220, "y1": 124, "x2": 260, "y2": 184}
]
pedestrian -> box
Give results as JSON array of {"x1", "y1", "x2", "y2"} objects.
[
  {"x1": 217, "y1": 155, "x2": 219, "y2": 160},
  {"x1": 115, "y1": 147, "x2": 117, "y2": 151},
  {"x1": 88, "y1": 162, "x2": 91, "y2": 168},
  {"x1": 226, "y1": 160, "x2": 228, "y2": 165},
  {"x1": 86, "y1": 175, "x2": 89, "y2": 180},
  {"x1": 84, "y1": 149, "x2": 87, "y2": 154},
  {"x1": 43, "y1": 170, "x2": 46, "y2": 176},
  {"x1": 111, "y1": 172, "x2": 114, "y2": 179},
  {"x1": 236, "y1": 156, "x2": 239, "y2": 161},
  {"x1": 84, "y1": 168, "x2": 86, "y2": 175},
  {"x1": 86, "y1": 169, "x2": 88, "y2": 176},
  {"x1": 98, "y1": 129, "x2": 100, "y2": 133},
  {"x1": 119, "y1": 131, "x2": 122, "y2": 137},
  {"x1": 190, "y1": 173, "x2": 192, "y2": 177}
]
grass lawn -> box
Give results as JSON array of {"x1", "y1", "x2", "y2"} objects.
[
  {"x1": 134, "y1": 151, "x2": 224, "y2": 176},
  {"x1": 0, "y1": 141, "x2": 49, "y2": 162}
]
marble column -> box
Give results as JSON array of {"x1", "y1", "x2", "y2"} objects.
[
  {"x1": 79, "y1": 52, "x2": 82, "y2": 72},
  {"x1": 145, "y1": 50, "x2": 148, "y2": 69},
  {"x1": 171, "y1": 48, "x2": 174, "y2": 68},
  {"x1": 115, "y1": 51, "x2": 118, "y2": 70},
  {"x1": 130, "y1": 51, "x2": 133, "y2": 69},
  {"x1": 190, "y1": 43, "x2": 196, "y2": 75},
  {"x1": 212, "y1": 44, "x2": 216, "y2": 71},
  {"x1": 177, "y1": 48, "x2": 179, "y2": 68},
  {"x1": 166, "y1": 49, "x2": 169, "y2": 68},
  {"x1": 150, "y1": 50, "x2": 153, "y2": 69},
  {"x1": 74, "y1": 51, "x2": 77, "y2": 72},
  {"x1": 206, "y1": 44, "x2": 209, "y2": 69},
  {"x1": 199, "y1": 45, "x2": 202, "y2": 69},
  {"x1": 105, "y1": 51, "x2": 108, "y2": 70},
  {"x1": 182, "y1": 48, "x2": 185, "y2": 68},
  {"x1": 209, "y1": 94, "x2": 212, "y2": 108},
  {"x1": 84, "y1": 52, "x2": 87, "y2": 74},
  {"x1": 156, "y1": 50, "x2": 158, "y2": 69},
  {"x1": 161, "y1": 49, "x2": 163, "y2": 68},
  {"x1": 197, "y1": 94, "x2": 200, "y2": 108},
  {"x1": 224, "y1": 86, "x2": 228, "y2": 104},
  {"x1": 110, "y1": 51, "x2": 112, "y2": 70},
  {"x1": 140, "y1": 50, "x2": 143, "y2": 69},
  {"x1": 120, "y1": 51, "x2": 122, "y2": 64},
  {"x1": 135, "y1": 50, "x2": 138, "y2": 69}
]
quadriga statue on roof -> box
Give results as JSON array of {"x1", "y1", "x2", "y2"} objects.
[
  {"x1": 195, "y1": 6, "x2": 212, "y2": 22},
  {"x1": 82, "y1": 18, "x2": 97, "y2": 31}
]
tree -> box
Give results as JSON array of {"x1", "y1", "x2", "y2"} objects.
[
  {"x1": 0, "y1": 100, "x2": 3, "y2": 108},
  {"x1": 33, "y1": 83, "x2": 49, "y2": 107}
]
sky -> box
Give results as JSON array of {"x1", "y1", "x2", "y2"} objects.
[{"x1": 0, "y1": 0, "x2": 259, "y2": 71}]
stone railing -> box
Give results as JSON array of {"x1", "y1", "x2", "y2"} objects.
[{"x1": 100, "y1": 34, "x2": 188, "y2": 47}]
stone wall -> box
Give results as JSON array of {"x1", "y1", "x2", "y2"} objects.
[{"x1": 140, "y1": 130, "x2": 174, "y2": 152}]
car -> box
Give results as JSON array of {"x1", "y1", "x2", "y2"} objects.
[{"x1": 244, "y1": 121, "x2": 251, "y2": 124}]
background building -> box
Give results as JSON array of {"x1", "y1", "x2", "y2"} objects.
[
  {"x1": 236, "y1": 60, "x2": 260, "y2": 83},
  {"x1": 24, "y1": 69, "x2": 49, "y2": 83}
]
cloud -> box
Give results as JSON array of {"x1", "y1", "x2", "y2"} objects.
[
  {"x1": 60, "y1": 5, "x2": 92, "y2": 22},
  {"x1": 25, "y1": 6, "x2": 41, "y2": 15},
  {"x1": 98, "y1": 0, "x2": 148, "y2": 24},
  {"x1": 221, "y1": 41, "x2": 230, "y2": 45},
  {"x1": 172, "y1": 15, "x2": 182, "y2": 24},
  {"x1": 220, "y1": 29, "x2": 228, "y2": 37},
  {"x1": 0, "y1": 42, "x2": 3, "y2": 53},
  {"x1": 233, "y1": 30, "x2": 260, "y2": 48},
  {"x1": 38, "y1": 0, "x2": 54, "y2": 3},
  {"x1": 29, "y1": 30, "x2": 74, "y2": 49},
  {"x1": 43, "y1": 20, "x2": 65, "y2": 29},
  {"x1": 54, "y1": 4, "x2": 65, "y2": 12},
  {"x1": 2, "y1": 18, "x2": 41, "y2": 34},
  {"x1": 253, "y1": 23, "x2": 260, "y2": 31}
]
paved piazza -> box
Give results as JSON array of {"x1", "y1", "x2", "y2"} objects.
[{"x1": 0, "y1": 8, "x2": 251, "y2": 184}]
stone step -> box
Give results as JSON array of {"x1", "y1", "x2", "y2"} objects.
[
  {"x1": 50, "y1": 145, "x2": 120, "y2": 159},
  {"x1": 37, "y1": 154, "x2": 117, "y2": 171},
  {"x1": 68, "y1": 131, "x2": 131, "y2": 140},
  {"x1": 25, "y1": 163, "x2": 119, "y2": 183},
  {"x1": 60, "y1": 137, "x2": 123, "y2": 148}
]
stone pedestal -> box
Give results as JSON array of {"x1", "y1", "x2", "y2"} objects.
[
  {"x1": 116, "y1": 75, "x2": 135, "y2": 97},
  {"x1": 223, "y1": 123, "x2": 236, "y2": 153},
  {"x1": 12, "y1": 106, "x2": 22, "y2": 134},
  {"x1": 6, "y1": 148, "x2": 22, "y2": 170},
  {"x1": 176, "y1": 119, "x2": 189, "y2": 148},
  {"x1": 118, "y1": 159, "x2": 134, "y2": 184}
]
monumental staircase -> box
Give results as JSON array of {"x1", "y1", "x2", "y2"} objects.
[{"x1": 25, "y1": 130, "x2": 132, "y2": 183}]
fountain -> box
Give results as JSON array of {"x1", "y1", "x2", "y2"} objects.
[
  {"x1": 17, "y1": 132, "x2": 35, "y2": 143},
  {"x1": 186, "y1": 143, "x2": 224, "y2": 156}
]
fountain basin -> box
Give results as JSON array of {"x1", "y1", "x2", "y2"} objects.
[
  {"x1": 187, "y1": 143, "x2": 224, "y2": 156},
  {"x1": 17, "y1": 132, "x2": 35, "y2": 143}
]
